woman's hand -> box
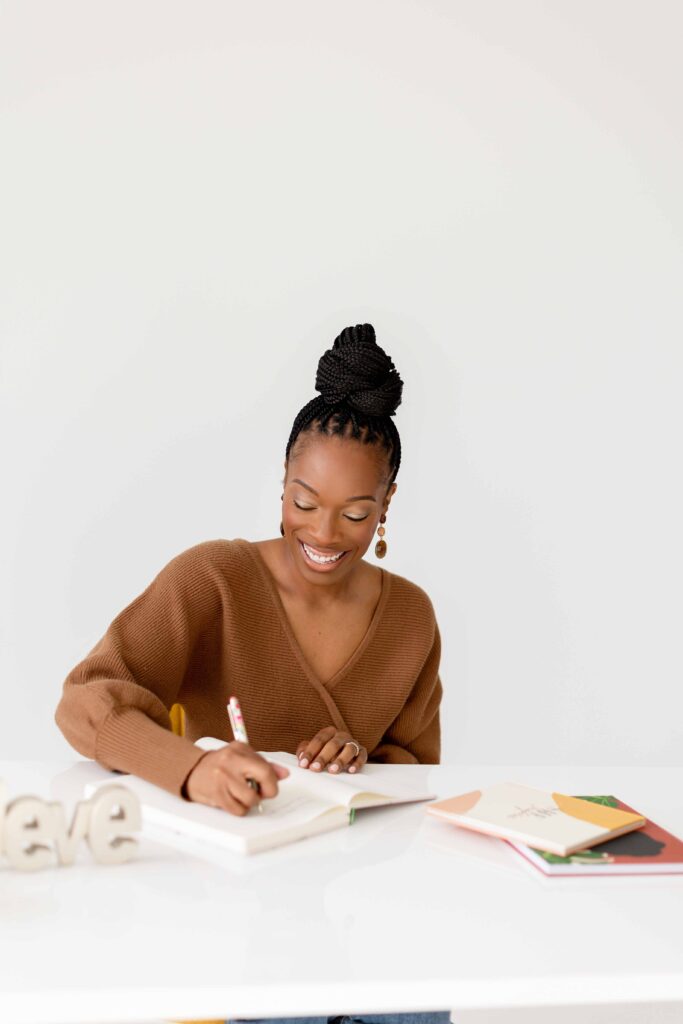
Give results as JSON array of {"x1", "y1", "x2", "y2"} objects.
[
  {"x1": 296, "y1": 726, "x2": 368, "y2": 774},
  {"x1": 183, "y1": 743, "x2": 289, "y2": 815}
]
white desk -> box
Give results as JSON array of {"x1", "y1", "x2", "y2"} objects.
[{"x1": 1, "y1": 760, "x2": 682, "y2": 1024}]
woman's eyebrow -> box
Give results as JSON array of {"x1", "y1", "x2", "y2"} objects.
[{"x1": 292, "y1": 478, "x2": 377, "y2": 503}]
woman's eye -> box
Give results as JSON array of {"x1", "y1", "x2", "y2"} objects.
[{"x1": 293, "y1": 501, "x2": 368, "y2": 522}]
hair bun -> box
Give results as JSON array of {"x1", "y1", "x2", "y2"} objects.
[{"x1": 314, "y1": 323, "x2": 403, "y2": 417}]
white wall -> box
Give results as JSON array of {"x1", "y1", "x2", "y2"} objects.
[{"x1": 2, "y1": 0, "x2": 681, "y2": 765}]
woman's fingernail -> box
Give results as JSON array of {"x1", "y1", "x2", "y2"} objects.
[
  {"x1": 299, "y1": 758, "x2": 309, "y2": 768},
  {"x1": 349, "y1": 766, "x2": 357, "y2": 773},
  {"x1": 329, "y1": 764, "x2": 339, "y2": 773},
  {"x1": 311, "y1": 761, "x2": 321, "y2": 770}
]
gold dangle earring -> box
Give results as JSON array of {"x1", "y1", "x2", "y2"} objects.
[
  {"x1": 280, "y1": 493, "x2": 285, "y2": 536},
  {"x1": 375, "y1": 513, "x2": 387, "y2": 558}
]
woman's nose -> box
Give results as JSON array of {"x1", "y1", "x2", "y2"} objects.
[{"x1": 310, "y1": 511, "x2": 342, "y2": 545}]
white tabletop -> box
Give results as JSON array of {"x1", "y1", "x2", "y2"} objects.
[{"x1": 1, "y1": 760, "x2": 682, "y2": 1024}]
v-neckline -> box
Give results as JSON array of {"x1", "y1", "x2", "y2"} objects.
[{"x1": 239, "y1": 538, "x2": 390, "y2": 692}]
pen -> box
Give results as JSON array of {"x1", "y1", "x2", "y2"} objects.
[{"x1": 227, "y1": 696, "x2": 263, "y2": 814}]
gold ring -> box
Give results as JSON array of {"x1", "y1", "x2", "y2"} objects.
[{"x1": 344, "y1": 740, "x2": 361, "y2": 758}]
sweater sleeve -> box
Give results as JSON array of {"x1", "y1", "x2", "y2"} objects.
[
  {"x1": 55, "y1": 547, "x2": 217, "y2": 795},
  {"x1": 368, "y1": 619, "x2": 443, "y2": 765}
]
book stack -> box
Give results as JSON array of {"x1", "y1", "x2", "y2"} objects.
[{"x1": 426, "y1": 783, "x2": 683, "y2": 876}]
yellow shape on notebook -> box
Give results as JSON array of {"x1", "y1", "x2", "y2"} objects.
[{"x1": 552, "y1": 792, "x2": 644, "y2": 829}]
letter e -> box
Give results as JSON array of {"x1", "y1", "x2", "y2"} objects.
[
  {"x1": 87, "y1": 785, "x2": 141, "y2": 865},
  {"x1": 4, "y1": 797, "x2": 56, "y2": 871}
]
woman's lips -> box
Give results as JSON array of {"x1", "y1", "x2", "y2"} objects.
[{"x1": 298, "y1": 539, "x2": 349, "y2": 570}]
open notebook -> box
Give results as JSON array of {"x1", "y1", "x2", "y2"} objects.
[{"x1": 85, "y1": 738, "x2": 435, "y2": 855}]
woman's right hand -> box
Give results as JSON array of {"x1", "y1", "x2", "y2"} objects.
[{"x1": 183, "y1": 742, "x2": 289, "y2": 815}]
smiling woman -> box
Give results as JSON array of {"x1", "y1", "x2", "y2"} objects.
[{"x1": 54, "y1": 322, "x2": 447, "y2": 1024}]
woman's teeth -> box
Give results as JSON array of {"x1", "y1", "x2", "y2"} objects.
[{"x1": 302, "y1": 542, "x2": 345, "y2": 564}]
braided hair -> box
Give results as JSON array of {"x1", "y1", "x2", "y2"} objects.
[{"x1": 285, "y1": 324, "x2": 403, "y2": 490}]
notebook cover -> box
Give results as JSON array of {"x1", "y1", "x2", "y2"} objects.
[
  {"x1": 426, "y1": 782, "x2": 645, "y2": 855},
  {"x1": 508, "y1": 795, "x2": 683, "y2": 875}
]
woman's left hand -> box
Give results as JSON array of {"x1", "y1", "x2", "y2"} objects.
[{"x1": 296, "y1": 725, "x2": 368, "y2": 774}]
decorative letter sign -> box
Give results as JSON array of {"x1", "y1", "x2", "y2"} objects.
[
  {"x1": 86, "y1": 785, "x2": 142, "y2": 865},
  {"x1": 0, "y1": 779, "x2": 141, "y2": 871}
]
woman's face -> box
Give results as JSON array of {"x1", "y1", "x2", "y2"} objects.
[{"x1": 282, "y1": 434, "x2": 396, "y2": 583}]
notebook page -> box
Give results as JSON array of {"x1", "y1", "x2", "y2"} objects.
[
  {"x1": 260, "y1": 751, "x2": 435, "y2": 808},
  {"x1": 84, "y1": 773, "x2": 344, "y2": 854},
  {"x1": 194, "y1": 739, "x2": 435, "y2": 809}
]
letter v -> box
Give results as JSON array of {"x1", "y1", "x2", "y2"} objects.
[{"x1": 50, "y1": 800, "x2": 92, "y2": 866}]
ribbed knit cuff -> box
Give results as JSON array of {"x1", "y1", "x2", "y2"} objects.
[{"x1": 96, "y1": 706, "x2": 208, "y2": 797}]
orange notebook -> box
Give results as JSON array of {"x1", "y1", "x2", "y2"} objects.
[{"x1": 426, "y1": 782, "x2": 646, "y2": 856}]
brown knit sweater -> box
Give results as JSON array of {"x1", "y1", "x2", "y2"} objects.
[{"x1": 55, "y1": 539, "x2": 442, "y2": 796}]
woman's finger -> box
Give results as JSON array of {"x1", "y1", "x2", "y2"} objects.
[
  {"x1": 327, "y1": 740, "x2": 365, "y2": 774},
  {"x1": 309, "y1": 734, "x2": 350, "y2": 772},
  {"x1": 224, "y1": 772, "x2": 262, "y2": 811},
  {"x1": 210, "y1": 769, "x2": 252, "y2": 816},
  {"x1": 298, "y1": 726, "x2": 336, "y2": 768},
  {"x1": 347, "y1": 744, "x2": 368, "y2": 774},
  {"x1": 228, "y1": 745, "x2": 284, "y2": 798}
]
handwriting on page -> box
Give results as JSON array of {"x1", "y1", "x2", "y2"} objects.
[
  {"x1": 0, "y1": 779, "x2": 141, "y2": 871},
  {"x1": 508, "y1": 803, "x2": 560, "y2": 820},
  {"x1": 255, "y1": 790, "x2": 313, "y2": 816}
]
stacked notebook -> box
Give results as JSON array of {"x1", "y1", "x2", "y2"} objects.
[
  {"x1": 426, "y1": 783, "x2": 683, "y2": 876},
  {"x1": 508, "y1": 795, "x2": 683, "y2": 876}
]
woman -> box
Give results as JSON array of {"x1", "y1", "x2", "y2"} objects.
[{"x1": 55, "y1": 323, "x2": 448, "y2": 1024}]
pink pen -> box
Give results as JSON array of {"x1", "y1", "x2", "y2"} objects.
[{"x1": 227, "y1": 696, "x2": 262, "y2": 813}]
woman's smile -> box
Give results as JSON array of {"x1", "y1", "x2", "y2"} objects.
[{"x1": 298, "y1": 538, "x2": 350, "y2": 570}]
